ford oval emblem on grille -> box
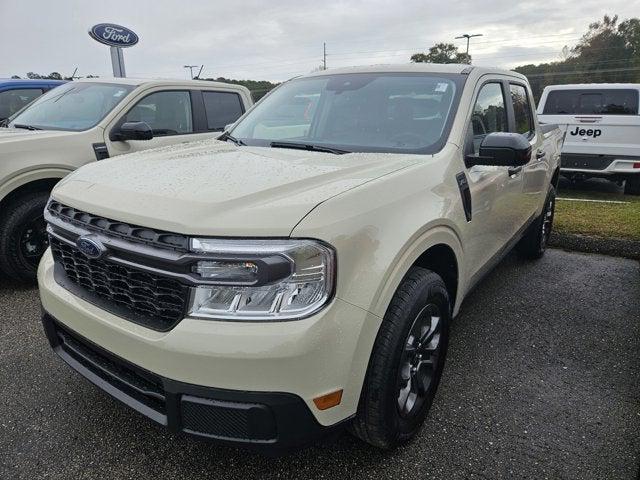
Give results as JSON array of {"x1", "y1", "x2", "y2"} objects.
[{"x1": 76, "y1": 236, "x2": 106, "y2": 259}]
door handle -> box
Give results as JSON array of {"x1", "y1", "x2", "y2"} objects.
[
  {"x1": 508, "y1": 166, "x2": 522, "y2": 176},
  {"x1": 536, "y1": 150, "x2": 546, "y2": 160}
]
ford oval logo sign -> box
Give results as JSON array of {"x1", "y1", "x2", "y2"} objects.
[
  {"x1": 89, "y1": 23, "x2": 139, "y2": 48},
  {"x1": 76, "y1": 236, "x2": 106, "y2": 259}
]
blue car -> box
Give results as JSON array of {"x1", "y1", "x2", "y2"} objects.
[{"x1": 0, "y1": 79, "x2": 66, "y2": 122}]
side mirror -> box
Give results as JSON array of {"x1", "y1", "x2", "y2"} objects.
[
  {"x1": 465, "y1": 132, "x2": 531, "y2": 168},
  {"x1": 111, "y1": 121, "x2": 153, "y2": 141}
]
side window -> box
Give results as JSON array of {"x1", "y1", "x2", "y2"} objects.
[
  {"x1": 510, "y1": 84, "x2": 533, "y2": 136},
  {"x1": 470, "y1": 83, "x2": 507, "y2": 154},
  {"x1": 125, "y1": 91, "x2": 193, "y2": 136},
  {"x1": 202, "y1": 91, "x2": 244, "y2": 131},
  {"x1": 0, "y1": 88, "x2": 43, "y2": 119}
]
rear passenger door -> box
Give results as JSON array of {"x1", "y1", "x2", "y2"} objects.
[{"x1": 508, "y1": 82, "x2": 547, "y2": 219}]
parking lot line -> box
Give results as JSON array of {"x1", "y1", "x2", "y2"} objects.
[{"x1": 557, "y1": 197, "x2": 630, "y2": 204}]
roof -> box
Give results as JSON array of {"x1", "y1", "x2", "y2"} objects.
[
  {"x1": 543, "y1": 83, "x2": 640, "y2": 90},
  {"x1": 303, "y1": 63, "x2": 525, "y2": 79},
  {"x1": 74, "y1": 77, "x2": 249, "y2": 92}
]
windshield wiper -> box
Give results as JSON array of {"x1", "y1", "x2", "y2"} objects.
[
  {"x1": 270, "y1": 141, "x2": 350, "y2": 155},
  {"x1": 12, "y1": 124, "x2": 42, "y2": 131},
  {"x1": 219, "y1": 131, "x2": 246, "y2": 146}
]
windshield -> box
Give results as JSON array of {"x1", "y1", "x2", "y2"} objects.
[
  {"x1": 230, "y1": 73, "x2": 464, "y2": 154},
  {"x1": 8, "y1": 82, "x2": 135, "y2": 131}
]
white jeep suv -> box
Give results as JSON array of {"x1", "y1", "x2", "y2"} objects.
[{"x1": 38, "y1": 64, "x2": 562, "y2": 450}]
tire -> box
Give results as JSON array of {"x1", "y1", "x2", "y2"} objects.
[
  {"x1": 0, "y1": 191, "x2": 50, "y2": 283},
  {"x1": 517, "y1": 185, "x2": 556, "y2": 259},
  {"x1": 350, "y1": 267, "x2": 451, "y2": 449},
  {"x1": 624, "y1": 176, "x2": 640, "y2": 196}
]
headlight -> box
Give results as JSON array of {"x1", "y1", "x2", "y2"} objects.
[{"x1": 187, "y1": 238, "x2": 335, "y2": 321}]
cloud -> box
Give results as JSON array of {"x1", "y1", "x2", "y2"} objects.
[{"x1": 0, "y1": 0, "x2": 636, "y2": 81}]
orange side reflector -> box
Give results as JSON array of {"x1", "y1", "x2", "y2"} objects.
[{"x1": 313, "y1": 389, "x2": 343, "y2": 410}]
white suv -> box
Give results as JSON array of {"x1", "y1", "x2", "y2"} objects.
[
  {"x1": 537, "y1": 83, "x2": 640, "y2": 194},
  {"x1": 38, "y1": 64, "x2": 562, "y2": 450},
  {"x1": 0, "y1": 78, "x2": 252, "y2": 281}
]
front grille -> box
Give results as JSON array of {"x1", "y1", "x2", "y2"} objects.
[
  {"x1": 54, "y1": 320, "x2": 167, "y2": 417},
  {"x1": 50, "y1": 236, "x2": 189, "y2": 331},
  {"x1": 47, "y1": 201, "x2": 189, "y2": 251}
]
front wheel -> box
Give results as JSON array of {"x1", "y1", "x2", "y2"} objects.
[
  {"x1": 350, "y1": 267, "x2": 451, "y2": 449},
  {"x1": 517, "y1": 185, "x2": 556, "y2": 259},
  {"x1": 0, "y1": 191, "x2": 50, "y2": 283},
  {"x1": 624, "y1": 176, "x2": 640, "y2": 196}
]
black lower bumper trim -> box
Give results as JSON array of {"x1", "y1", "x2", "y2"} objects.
[{"x1": 41, "y1": 312, "x2": 350, "y2": 450}]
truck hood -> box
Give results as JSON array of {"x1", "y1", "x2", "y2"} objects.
[
  {"x1": 0, "y1": 127, "x2": 82, "y2": 156},
  {"x1": 53, "y1": 139, "x2": 422, "y2": 236},
  {"x1": 0, "y1": 127, "x2": 75, "y2": 143}
]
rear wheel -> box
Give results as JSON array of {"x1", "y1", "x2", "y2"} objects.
[
  {"x1": 624, "y1": 176, "x2": 640, "y2": 196},
  {"x1": 517, "y1": 185, "x2": 556, "y2": 260},
  {"x1": 350, "y1": 267, "x2": 450, "y2": 449},
  {"x1": 0, "y1": 191, "x2": 50, "y2": 283}
]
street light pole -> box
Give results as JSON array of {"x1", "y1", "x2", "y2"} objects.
[
  {"x1": 183, "y1": 65, "x2": 198, "y2": 79},
  {"x1": 455, "y1": 33, "x2": 483, "y2": 55}
]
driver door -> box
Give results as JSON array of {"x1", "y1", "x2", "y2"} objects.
[
  {"x1": 104, "y1": 89, "x2": 212, "y2": 157},
  {"x1": 463, "y1": 79, "x2": 527, "y2": 279}
]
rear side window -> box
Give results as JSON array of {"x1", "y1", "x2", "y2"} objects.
[
  {"x1": 202, "y1": 91, "x2": 244, "y2": 130},
  {"x1": 510, "y1": 84, "x2": 533, "y2": 136},
  {"x1": 543, "y1": 89, "x2": 639, "y2": 115},
  {"x1": 0, "y1": 88, "x2": 43, "y2": 119}
]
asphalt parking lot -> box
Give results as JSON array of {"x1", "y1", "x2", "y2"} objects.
[{"x1": 1, "y1": 249, "x2": 639, "y2": 480}]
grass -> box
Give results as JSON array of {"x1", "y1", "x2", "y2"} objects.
[{"x1": 554, "y1": 187, "x2": 640, "y2": 241}]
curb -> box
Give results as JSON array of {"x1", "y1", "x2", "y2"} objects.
[{"x1": 550, "y1": 232, "x2": 640, "y2": 260}]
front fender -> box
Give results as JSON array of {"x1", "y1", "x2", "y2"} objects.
[
  {"x1": 371, "y1": 224, "x2": 464, "y2": 318},
  {"x1": 0, "y1": 167, "x2": 71, "y2": 203}
]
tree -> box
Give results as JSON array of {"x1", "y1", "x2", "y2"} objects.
[
  {"x1": 26, "y1": 72, "x2": 42, "y2": 79},
  {"x1": 515, "y1": 14, "x2": 640, "y2": 100},
  {"x1": 11, "y1": 75, "x2": 20, "y2": 79},
  {"x1": 201, "y1": 76, "x2": 279, "y2": 101},
  {"x1": 48, "y1": 72, "x2": 63, "y2": 80},
  {"x1": 411, "y1": 43, "x2": 471, "y2": 64}
]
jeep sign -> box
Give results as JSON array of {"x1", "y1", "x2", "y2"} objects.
[
  {"x1": 569, "y1": 126, "x2": 602, "y2": 138},
  {"x1": 89, "y1": 23, "x2": 139, "y2": 48}
]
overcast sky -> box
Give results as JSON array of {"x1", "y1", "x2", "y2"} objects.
[{"x1": 0, "y1": 0, "x2": 636, "y2": 82}]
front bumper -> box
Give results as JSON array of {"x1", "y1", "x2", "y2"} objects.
[
  {"x1": 38, "y1": 249, "x2": 381, "y2": 447},
  {"x1": 42, "y1": 312, "x2": 346, "y2": 449}
]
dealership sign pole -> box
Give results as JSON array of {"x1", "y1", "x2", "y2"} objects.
[{"x1": 88, "y1": 23, "x2": 139, "y2": 78}]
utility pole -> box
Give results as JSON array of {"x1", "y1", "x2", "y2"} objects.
[
  {"x1": 323, "y1": 42, "x2": 327, "y2": 70},
  {"x1": 194, "y1": 65, "x2": 204, "y2": 79},
  {"x1": 183, "y1": 65, "x2": 198, "y2": 79},
  {"x1": 455, "y1": 33, "x2": 483, "y2": 55}
]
